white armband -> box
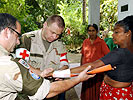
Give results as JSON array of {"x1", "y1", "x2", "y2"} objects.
[{"x1": 53, "y1": 69, "x2": 71, "y2": 78}]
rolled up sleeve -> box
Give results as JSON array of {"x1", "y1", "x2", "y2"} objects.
[{"x1": 28, "y1": 79, "x2": 50, "y2": 100}]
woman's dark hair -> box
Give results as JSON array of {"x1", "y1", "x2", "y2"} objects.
[
  {"x1": 87, "y1": 24, "x2": 98, "y2": 32},
  {"x1": 0, "y1": 13, "x2": 19, "y2": 32},
  {"x1": 115, "y1": 15, "x2": 133, "y2": 42}
]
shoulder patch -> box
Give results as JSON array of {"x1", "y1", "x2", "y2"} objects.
[
  {"x1": 29, "y1": 69, "x2": 41, "y2": 80},
  {"x1": 18, "y1": 59, "x2": 41, "y2": 80},
  {"x1": 18, "y1": 59, "x2": 30, "y2": 69}
]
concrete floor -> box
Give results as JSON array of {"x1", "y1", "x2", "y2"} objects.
[
  {"x1": 67, "y1": 53, "x2": 81, "y2": 64},
  {"x1": 67, "y1": 53, "x2": 82, "y2": 99}
]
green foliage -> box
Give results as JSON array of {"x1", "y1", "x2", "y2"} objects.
[
  {"x1": 20, "y1": 15, "x2": 39, "y2": 33},
  {"x1": 0, "y1": 0, "x2": 118, "y2": 52},
  {"x1": 26, "y1": 0, "x2": 57, "y2": 21},
  {"x1": 0, "y1": 0, "x2": 39, "y2": 33},
  {"x1": 58, "y1": 1, "x2": 88, "y2": 52},
  {"x1": 0, "y1": 0, "x2": 65, "y2": 34},
  {"x1": 100, "y1": 0, "x2": 118, "y2": 31},
  {"x1": 0, "y1": 0, "x2": 26, "y2": 18}
]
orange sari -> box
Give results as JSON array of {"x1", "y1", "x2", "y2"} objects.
[{"x1": 81, "y1": 37, "x2": 110, "y2": 100}]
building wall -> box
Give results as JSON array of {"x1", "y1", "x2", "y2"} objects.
[{"x1": 118, "y1": 0, "x2": 133, "y2": 20}]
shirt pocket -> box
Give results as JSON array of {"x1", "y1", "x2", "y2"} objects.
[{"x1": 29, "y1": 53, "x2": 43, "y2": 69}]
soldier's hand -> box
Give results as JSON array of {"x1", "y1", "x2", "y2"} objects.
[
  {"x1": 40, "y1": 68, "x2": 54, "y2": 77},
  {"x1": 77, "y1": 66, "x2": 95, "y2": 82}
]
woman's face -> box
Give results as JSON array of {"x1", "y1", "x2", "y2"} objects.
[
  {"x1": 112, "y1": 24, "x2": 128, "y2": 47},
  {"x1": 88, "y1": 26, "x2": 97, "y2": 37}
]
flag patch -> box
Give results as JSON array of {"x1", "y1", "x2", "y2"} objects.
[
  {"x1": 29, "y1": 69, "x2": 40, "y2": 80},
  {"x1": 18, "y1": 59, "x2": 30, "y2": 69},
  {"x1": 18, "y1": 59, "x2": 40, "y2": 80}
]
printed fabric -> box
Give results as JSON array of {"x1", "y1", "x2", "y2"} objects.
[{"x1": 100, "y1": 81, "x2": 133, "y2": 100}]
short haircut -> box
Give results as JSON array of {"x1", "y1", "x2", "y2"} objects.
[
  {"x1": 0, "y1": 13, "x2": 19, "y2": 32},
  {"x1": 87, "y1": 24, "x2": 98, "y2": 32},
  {"x1": 46, "y1": 15, "x2": 65, "y2": 28}
]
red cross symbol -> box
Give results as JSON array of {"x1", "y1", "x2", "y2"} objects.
[{"x1": 20, "y1": 50, "x2": 29, "y2": 59}]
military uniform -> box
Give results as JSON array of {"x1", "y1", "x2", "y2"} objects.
[
  {"x1": 19, "y1": 29, "x2": 68, "y2": 71},
  {"x1": 17, "y1": 29, "x2": 79, "y2": 100},
  {"x1": 0, "y1": 45, "x2": 50, "y2": 100}
]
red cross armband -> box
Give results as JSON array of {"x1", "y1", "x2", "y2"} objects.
[{"x1": 15, "y1": 48, "x2": 30, "y2": 62}]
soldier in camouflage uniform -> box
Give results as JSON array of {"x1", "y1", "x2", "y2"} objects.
[
  {"x1": 0, "y1": 13, "x2": 94, "y2": 100},
  {"x1": 17, "y1": 15, "x2": 79, "y2": 100}
]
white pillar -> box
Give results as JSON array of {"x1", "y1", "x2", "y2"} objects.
[{"x1": 88, "y1": 0, "x2": 100, "y2": 27}]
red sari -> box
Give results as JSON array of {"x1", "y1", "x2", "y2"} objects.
[{"x1": 81, "y1": 37, "x2": 110, "y2": 100}]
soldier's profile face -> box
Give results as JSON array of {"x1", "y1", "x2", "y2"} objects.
[{"x1": 7, "y1": 21, "x2": 21, "y2": 52}]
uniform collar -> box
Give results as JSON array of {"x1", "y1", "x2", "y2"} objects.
[
  {"x1": 41, "y1": 28, "x2": 47, "y2": 41},
  {"x1": 0, "y1": 45, "x2": 10, "y2": 56}
]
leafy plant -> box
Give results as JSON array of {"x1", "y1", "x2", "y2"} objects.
[
  {"x1": 58, "y1": 1, "x2": 88, "y2": 53},
  {"x1": 0, "y1": 0, "x2": 118, "y2": 53},
  {"x1": 0, "y1": 0, "x2": 39, "y2": 33},
  {"x1": 100, "y1": 0, "x2": 118, "y2": 31}
]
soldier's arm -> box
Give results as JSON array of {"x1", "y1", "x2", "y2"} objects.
[
  {"x1": 46, "y1": 66, "x2": 95, "y2": 98},
  {"x1": 53, "y1": 40, "x2": 69, "y2": 70},
  {"x1": 29, "y1": 66, "x2": 54, "y2": 77}
]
